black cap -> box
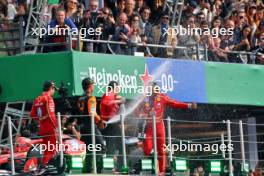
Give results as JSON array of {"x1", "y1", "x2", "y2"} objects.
[
  {"x1": 108, "y1": 80, "x2": 119, "y2": 90},
  {"x1": 43, "y1": 81, "x2": 58, "y2": 91},
  {"x1": 82, "y1": 77, "x2": 94, "y2": 91}
]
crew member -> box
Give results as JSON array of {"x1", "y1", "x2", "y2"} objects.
[
  {"x1": 77, "y1": 77, "x2": 106, "y2": 173},
  {"x1": 137, "y1": 82, "x2": 197, "y2": 174},
  {"x1": 30, "y1": 81, "x2": 58, "y2": 167},
  {"x1": 100, "y1": 81, "x2": 126, "y2": 172}
]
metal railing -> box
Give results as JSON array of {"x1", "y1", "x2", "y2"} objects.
[
  {"x1": 0, "y1": 108, "x2": 259, "y2": 175},
  {"x1": 0, "y1": 19, "x2": 261, "y2": 65},
  {"x1": 0, "y1": 18, "x2": 24, "y2": 55}
]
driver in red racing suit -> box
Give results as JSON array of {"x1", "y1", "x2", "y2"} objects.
[
  {"x1": 30, "y1": 81, "x2": 58, "y2": 167},
  {"x1": 137, "y1": 82, "x2": 197, "y2": 174}
]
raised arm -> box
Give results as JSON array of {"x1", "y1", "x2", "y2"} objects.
[{"x1": 163, "y1": 94, "x2": 197, "y2": 110}]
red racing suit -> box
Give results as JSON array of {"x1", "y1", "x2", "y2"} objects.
[
  {"x1": 139, "y1": 93, "x2": 191, "y2": 173},
  {"x1": 100, "y1": 91, "x2": 120, "y2": 121},
  {"x1": 30, "y1": 92, "x2": 58, "y2": 166}
]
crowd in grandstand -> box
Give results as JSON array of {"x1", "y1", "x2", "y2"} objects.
[{"x1": 0, "y1": 0, "x2": 264, "y2": 63}]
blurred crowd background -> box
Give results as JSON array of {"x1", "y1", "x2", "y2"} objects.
[{"x1": 0, "y1": 0, "x2": 264, "y2": 64}]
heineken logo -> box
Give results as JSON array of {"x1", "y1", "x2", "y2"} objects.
[
  {"x1": 80, "y1": 65, "x2": 178, "y2": 94},
  {"x1": 80, "y1": 67, "x2": 138, "y2": 87}
]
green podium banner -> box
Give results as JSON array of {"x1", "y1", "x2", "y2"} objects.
[{"x1": 0, "y1": 51, "x2": 264, "y2": 106}]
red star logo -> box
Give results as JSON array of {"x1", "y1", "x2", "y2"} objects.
[{"x1": 140, "y1": 65, "x2": 154, "y2": 86}]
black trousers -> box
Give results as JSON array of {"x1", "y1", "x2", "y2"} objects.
[
  {"x1": 81, "y1": 120, "x2": 106, "y2": 173},
  {"x1": 102, "y1": 122, "x2": 123, "y2": 171}
]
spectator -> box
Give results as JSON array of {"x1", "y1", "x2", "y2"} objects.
[
  {"x1": 139, "y1": 6, "x2": 153, "y2": 44},
  {"x1": 44, "y1": 9, "x2": 77, "y2": 52},
  {"x1": 211, "y1": 16, "x2": 222, "y2": 29},
  {"x1": 3, "y1": 0, "x2": 263, "y2": 65},
  {"x1": 61, "y1": 113, "x2": 70, "y2": 129},
  {"x1": 63, "y1": 117, "x2": 81, "y2": 140},
  {"x1": 196, "y1": 12, "x2": 206, "y2": 26},
  {"x1": 125, "y1": 0, "x2": 137, "y2": 21},
  {"x1": 255, "y1": 20, "x2": 264, "y2": 39},
  {"x1": 82, "y1": 0, "x2": 101, "y2": 52},
  {"x1": 112, "y1": 0, "x2": 125, "y2": 18},
  {"x1": 251, "y1": 31, "x2": 264, "y2": 64},
  {"x1": 88, "y1": 0, "x2": 100, "y2": 26},
  {"x1": 48, "y1": 8, "x2": 77, "y2": 32},
  {"x1": 229, "y1": 10, "x2": 238, "y2": 23},
  {"x1": 176, "y1": 15, "x2": 200, "y2": 59},
  {"x1": 65, "y1": 0, "x2": 78, "y2": 18},
  {"x1": 104, "y1": 0, "x2": 116, "y2": 13},
  {"x1": 135, "y1": 0, "x2": 144, "y2": 13},
  {"x1": 208, "y1": 37, "x2": 228, "y2": 62},
  {"x1": 247, "y1": 4, "x2": 257, "y2": 27},
  {"x1": 211, "y1": 0, "x2": 227, "y2": 19},
  {"x1": 233, "y1": 26, "x2": 252, "y2": 63},
  {"x1": 255, "y1": 6, "x2": 263, "y2": 28},
  {"x1": 197, "y1": 0, "x2": 212, "y2": 23},
  {"x1": 129, "y1": 14, "x2": 142, "y2": 33},
  {"x1": 7, "y1": 0, "x2": 16, "y2": 20},
  {"x1": 112, "y1": 12, "x2": 131, "y2": 54},
  {"x1": 13, "y1": 4, "x2": 28, "y2": 29},
  {"x1": 233, "y1": 25, "x2": 252, "y2": 57},
  {"x1": 65, "y1": 0, "x2": 84, "y2": 28},
  {"x1": 95, "y1": 7, "x2": 116, "y2": 53},
  {"x1": 199, "y1": 20, "x2": 214, "y2": 49},
  {"x1": 137, "y1": 34, "x2": 152, "y2": 56},
  {"x1": 181, "y1": 1, "x2": 199, "y2": 24},
  {"x1": 254, "y1": 6, "x2": 264, "y2": 39},
  {"x1": 129, "y1": 15, "x2": 142, "y2": 54},
  {"x1": 220, "y1": 19, "x2": 236, "y2": 61},
  {"x1": 0, "y1": 0, "x2": 8, "y2": 19},
  {"x1": 234, "y1": 10, "x2": 248, "y2": 41},
  {"x1": 149, "y1": 0, "x2": 163, "y2": 25},
  {"x1": 89, "y1": 0, "x2": 99, "y2": 13},
  {"x1": 152, "y1": 12, "x2": 177, "y2": 58}
]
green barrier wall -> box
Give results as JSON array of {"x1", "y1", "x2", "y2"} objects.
[{"x1": 0, "y1": 51, "x2": 263, "y2": 106}]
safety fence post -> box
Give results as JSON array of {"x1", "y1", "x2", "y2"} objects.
[
  {"x1": 91, "y1": 102, "x2": 97, "y2": 174},
  {"x1": 239, "y1": 120, "x2": 246, "y2": 167},
  {"x1": 8, "y1": 116, "x2": 15, "y2": 175},
  {"x1": 221, "y1": 133, "x2": 225, "y2": 158},
  {"x1": 167, "y1": 116, "x2": 173, "y2": 173},
  {"x1": 120, "y1": 104, "x2": 128, "y2": 171},
  {"x1": 57, "y1": 112, "x2": 64, "y2": 167},
  {"x1": 226, "y1": 120, "x2": 233, "y2": 176},
  {"x1": 152, "y1": 113, "x2": 158, "y2": 174}
]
